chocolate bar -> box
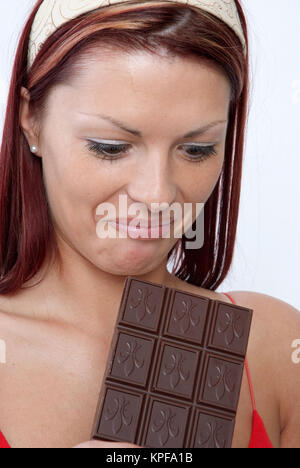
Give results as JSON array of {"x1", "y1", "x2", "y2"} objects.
[{"x1": 91, "y1": 277, "x2": 253, "y2": 448}]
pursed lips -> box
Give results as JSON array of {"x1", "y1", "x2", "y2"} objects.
[{"x1": 112, "y1": 217, "x2": 174, "y2": 229}]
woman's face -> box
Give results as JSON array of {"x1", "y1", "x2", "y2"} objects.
[{"x1": 23, "y1": 51, "x2": 231, "y2": 276}]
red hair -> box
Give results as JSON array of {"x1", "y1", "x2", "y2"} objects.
[{"x1": 0, "y1": 0, "x2": 249, "y2": 294}]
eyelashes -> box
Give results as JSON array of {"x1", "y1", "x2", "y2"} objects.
[
  {"x1": 86, "y1": 141, "x2": 130, "y2": 161},
  {"x1": 85, "y1": 140, "x2": 217, "y2": 164}
]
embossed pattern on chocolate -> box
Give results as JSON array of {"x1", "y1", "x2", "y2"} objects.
[{"x1": 91, "y1": 277, "x2": 253, "y2": 448}]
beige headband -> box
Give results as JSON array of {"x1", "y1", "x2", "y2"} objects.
[{"x1": 28, "y1": 0, "x2": 246, "y2": 70}]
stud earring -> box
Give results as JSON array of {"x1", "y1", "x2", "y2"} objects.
[{"x1": 30, "y1": 145, "x2": 38, "y2": 154}]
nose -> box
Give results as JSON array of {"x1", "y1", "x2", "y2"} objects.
[{"x1": 126, "y1": 149, "x2": 177, "y2": 212}]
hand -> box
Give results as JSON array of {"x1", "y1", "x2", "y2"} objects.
[{"x1": 73, "y1": 439, "x2": 142, "y2": 448}]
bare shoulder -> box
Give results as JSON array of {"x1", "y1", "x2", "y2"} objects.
[
  {"x1": 226, "y1": 290, "x2": 300, "y2": 448},
  {"x1": 225, "y1": 289, "x2": 300, "y2": 312}
]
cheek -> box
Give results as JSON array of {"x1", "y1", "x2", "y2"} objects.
[
  {"x1": 41, "y1": 148, "x2": 129, "y2": 235},
  {"x1": 183, "y1": 157, "x2": 224, "y2": 203},
  {"x1": 42, "y1": 147, "x2": 119, "y2": 203}
]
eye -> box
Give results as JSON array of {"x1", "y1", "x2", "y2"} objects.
[
  {"x1": 85, "y1": 140, "x2": 130, "y2": 162},
  {"x1": 85, "y1": 140, "x2": 218, "y2": 164},
  {"x1": 180, "y1": 144, "x2": 217, "y2": 163}
]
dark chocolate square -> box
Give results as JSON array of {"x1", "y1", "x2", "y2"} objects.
[
  {"x1": 143, "y1": 398, "x2": 190, "y2": 448},
  {"x1": 199, "y1": 353, "x2": 244, "y2": 411},
  {"x1": 164, "y1": 290, "x2": 209, "y2": 345},
  {"x1": 191, "y1": 410, "x2": 235, "y2": 448},
  {"x1": 208, "y1": 302, "x2": 253, "y2": 356},
  {"x1": 153, "y1": 341, "x2": 200, "y2": 399},
  {"x1": 121, "y1": 279, "x2": 165, "y2": 332},
  {"x1": 96, "y1": 387, "x2": 143, "y2": 443},
  {"x1": 110, "y1": 332, "x2": 155, "y2": 388}
]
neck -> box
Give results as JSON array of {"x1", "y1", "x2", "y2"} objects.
[{"x1": 17, "y1": 234, "x2": 174, "y2": 334}]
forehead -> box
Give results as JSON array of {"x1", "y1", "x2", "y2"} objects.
[{"x1": 47, "y1": 51, "x2": 231, "y2": 119}]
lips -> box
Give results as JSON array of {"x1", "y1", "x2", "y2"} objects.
[{"x1": 113, "y1": 216, "x2": 174, "y2": 229}]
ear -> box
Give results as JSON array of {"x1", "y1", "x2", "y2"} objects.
[{"x1": 19, "y1": 86, "x2": 41, "y2": 157}]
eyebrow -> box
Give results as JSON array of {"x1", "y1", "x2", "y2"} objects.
[{"x1": 77, "y1": 112, "x2": 227, "y2": 139}]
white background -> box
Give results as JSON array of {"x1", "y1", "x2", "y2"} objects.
[{"x1": 0, "y1": 0, "x2": 299, "y2": 310}]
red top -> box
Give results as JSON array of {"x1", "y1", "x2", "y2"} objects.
[
  {"x1": 0, "y1": 292, "x2": 274, "y2": 449},
  {"x1": 0, "y1": 431, "x2": 9, "y2": 449}
]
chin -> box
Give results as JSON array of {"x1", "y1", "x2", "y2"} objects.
[{"x1": 97, "y1": 257, "x2": 160, "y2": 277}]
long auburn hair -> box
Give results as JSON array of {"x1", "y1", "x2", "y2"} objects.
[{"x1": 0, "y1": 0, "x2": 249, "y2": 294}]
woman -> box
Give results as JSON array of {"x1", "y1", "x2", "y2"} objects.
[{"x1": 0, "y1": 0, "x2": 299, "y2": 449}]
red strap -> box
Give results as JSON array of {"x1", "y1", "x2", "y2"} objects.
[
  {"x1": 248, "y1": 410, "x2": 274, "y2": 448},
  {"x1": 244, "y1": 356, "x2": 256, "y2": 411},
  {"x1": 222, "y1": 292, "x2": 256, "y2": 411},
  {"x1": 0, "y1": 430, "x2": 10, "y2": 449}
]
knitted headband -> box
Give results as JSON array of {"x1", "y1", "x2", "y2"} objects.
[{"x1": 28, "y1": 0, "x2": 246, "y2": 70}]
